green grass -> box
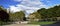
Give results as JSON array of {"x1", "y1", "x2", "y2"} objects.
[
  {"x1": 0, "y1": 21, "x2": 7, "y2": 25},
  {"x1": 0, "y1": 21, "x2": 12, "y2": 25},
  {"x1": 28, "y1": 21, "x2": 55, "y2": 25}
]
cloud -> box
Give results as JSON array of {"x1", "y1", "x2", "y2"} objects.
[
  {"x1": 13, "y1": 0, "x2": 22, "y2": 2},
  {"x1": 15, "y1": 0, "x2": 47, "y2": 10},
  {"x1": 9, "y1": 5, "x2": 23, "y2": 12},
  {"x1": 8, "y1": 0, "x2": 48, "y2": 17}
]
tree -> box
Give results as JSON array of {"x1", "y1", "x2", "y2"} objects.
[
  {"x1": 37, "y1": 8, "x2": 47, "y2": 19},
  {"x1": 32, "y1": 12, "x2": 41, "y2": 19},
  {"x1": 28, "y1": 12, "x2": 41, "y2": 22},
  {"x1": 0, "y1": 6, "x2": 9, "y2": 22},
  {"x1": 9, "y1": 11, "x2": 25, "y2": 21},
  {"x1": 37, "y1": 5, "x2": 60, "y2": 21}
]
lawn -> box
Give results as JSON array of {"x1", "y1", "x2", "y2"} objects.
[{"x1": 28, "y1": 21, "x2": 55, "y2": 25}]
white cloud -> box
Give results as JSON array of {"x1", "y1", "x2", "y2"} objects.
[
  {"x1": 9, "y1": 5, "x2": 23, "y2": 12},
  {"x1": 20, "y1": 0, "x2": 46, "y2": 8},
  {"x1": 8, "y1": 0, "x2": 48, "y2": 17},
  {"x1": 15, "y1": 0, "x2": 47, "y2": 11},
  {"x1": 14, "y1": 0, "x2": 22, "y2": 2}
]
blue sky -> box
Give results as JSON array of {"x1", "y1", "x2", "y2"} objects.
[
  {"x1": 0, "y1": 0, "x2": 60, "y2": 17},
  {"x1": 0, "y1": 0, "x2": 20, "y2": 8},
  {"x1": 0, "y1": 0, "x2": 60, "y2": 8}
]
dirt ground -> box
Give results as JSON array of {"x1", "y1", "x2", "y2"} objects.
[{"x1": 4, "y1": 24, "x2": 40, "y2": 26}]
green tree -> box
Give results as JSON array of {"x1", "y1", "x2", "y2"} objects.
[
  {"x1": 0, "y1": 5, "x2": 9, "y2": 21},
  {"x1": 37, "y1": 8, "x2": 47, "y2": 19},
  {"x1": 9, "y1": 11, "x2": 25, "y2": 21}
]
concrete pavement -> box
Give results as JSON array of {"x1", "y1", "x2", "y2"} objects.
[{"x1": 4, "y1": 24, "x2": 40, "y2": 26}]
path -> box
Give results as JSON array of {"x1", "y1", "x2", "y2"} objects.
[
  {"x1": 3, "y1": 21, "x2": 40, "y2": 26},
  {"x1": 4, "y1": 24, "x2": 40, "y2": 26}
]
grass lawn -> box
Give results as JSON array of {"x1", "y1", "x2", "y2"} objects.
[{"x1": 28, "y1": 21, "x2": 55, "y2": 25}]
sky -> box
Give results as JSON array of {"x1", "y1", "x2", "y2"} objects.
[{"x1": 0, "y1": 0, "x2": 60, "y2": 17}]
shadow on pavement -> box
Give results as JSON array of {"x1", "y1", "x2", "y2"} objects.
[{"x1": 41, "y1": 21, "x2": 60, "y2": 26}]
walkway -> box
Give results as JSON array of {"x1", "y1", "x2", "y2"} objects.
[
  {"x1": 3, "y1": 21, "x2": 40, "y2": 26},
  {"x1": 4, "y1": 24, "x2": 40, "y2": 26}
]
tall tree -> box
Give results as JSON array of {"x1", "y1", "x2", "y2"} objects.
[
  {"x1": 37, "y1": 5, "x2": 60, "y2": 21},
  {"x1": 9, "y1": 11, "x2": 25, "y2": 21},
  {"x1": 0, "y1": 6, "x2": 9, "y2": 22}
]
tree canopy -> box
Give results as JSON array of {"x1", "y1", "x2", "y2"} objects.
[
  {"x1": 0, "y1": 6, "x2": 9, "y2": 22},
  {"x1": 9, "y1": 11, "x2": 25, "y2": 21},
  {"x1": 37, "y1": 5, "x2": 60, "y2": 21}
]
